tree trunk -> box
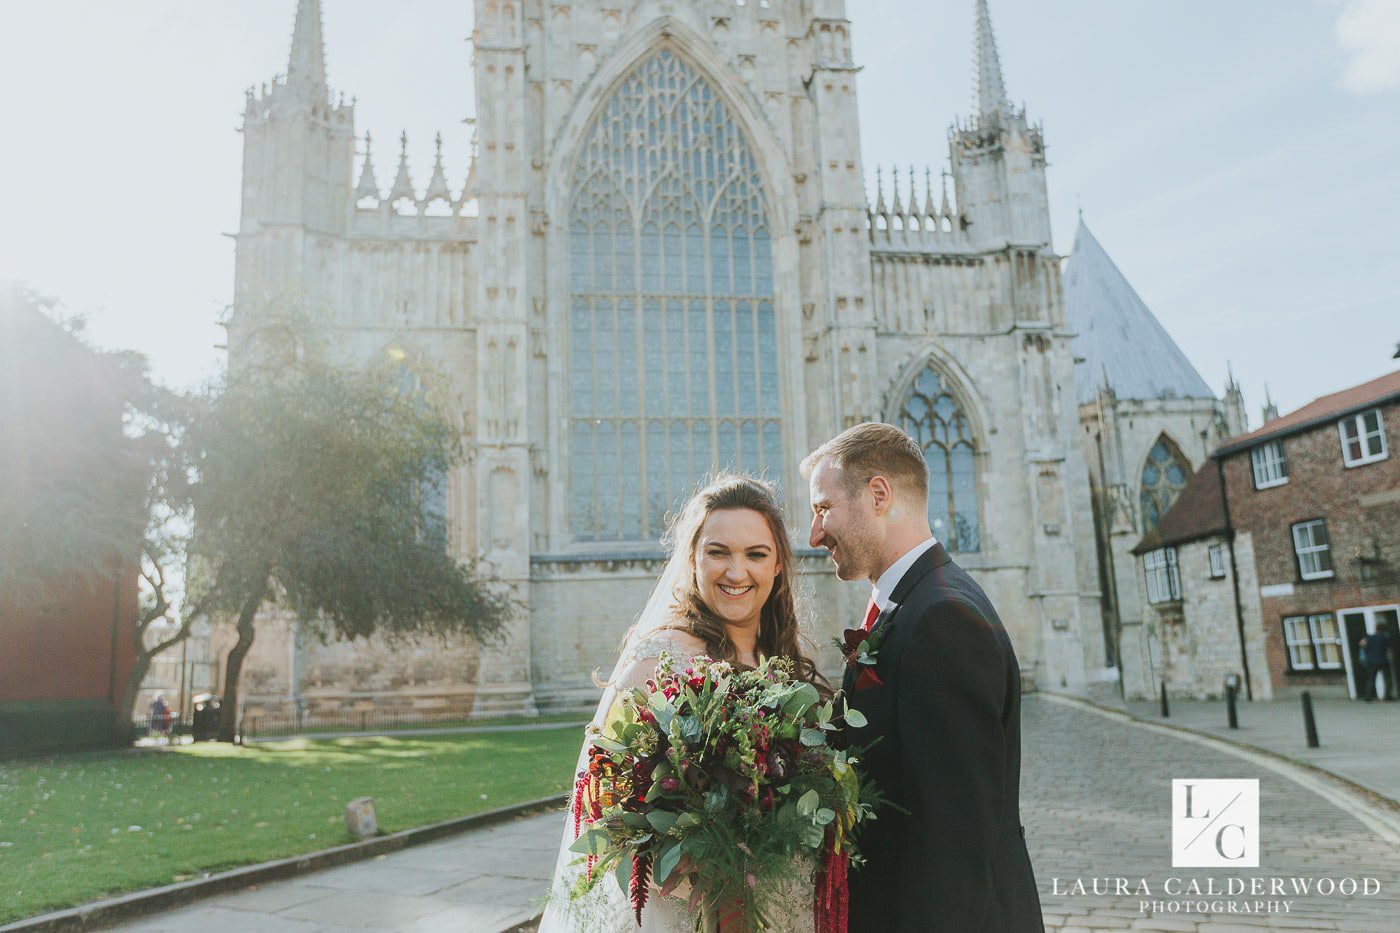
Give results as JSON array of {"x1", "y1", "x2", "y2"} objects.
[
  {"x1": 114, "y1": 619, "x2": 193, "y2": 746},
  {"x1": 114, "y1": 645, "x2": 155, "y2": 746},
  {"x1": 217, "y1": 590, "x2": 265, "y2": 743}
]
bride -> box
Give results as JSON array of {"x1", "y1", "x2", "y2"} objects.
[{"x1": 539, "y1": 474, "x2": 830, "y2": 932}]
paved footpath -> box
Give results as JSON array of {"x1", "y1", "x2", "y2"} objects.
[
  {"x1": 110, "y1": 696, "x2": 1400, "y2": 931},
  {"x1": 1111, "y1": 692, "x2": 1400, "y2": 805},
  {"x1": 108, "y1": 814, "x2": 561, "y2": 932}
]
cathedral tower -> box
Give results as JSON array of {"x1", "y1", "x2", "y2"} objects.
[
  {"x1": 949, "y1": 0, "x2": 1051, "y2": 252},
  {"x1": 237, "y1": 0, "x2": 354, "y2": 244}
]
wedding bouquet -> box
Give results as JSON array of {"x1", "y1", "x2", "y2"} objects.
[{"x1": 568, "y1": 653, "x2": 876, "y2": 931}]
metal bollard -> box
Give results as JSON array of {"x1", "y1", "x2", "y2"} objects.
[
  {"x1": 1226, "y1": 684, "x2": 1239, "y2": 729},
  {"x1": 1302, "y1": 690, "x2": 1320, "y2": 748},
  {"x1": 1160, "y1": 679, "x2": 1170, "y2": 718}
]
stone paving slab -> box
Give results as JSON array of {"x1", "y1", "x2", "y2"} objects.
[{"x1": 104, "y1": 812, "x2": 562, "y2": 933}]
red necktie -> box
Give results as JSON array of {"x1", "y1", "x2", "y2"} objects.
[{"x1": 863, "y1": 596, "x2": 880, "y2": 632}]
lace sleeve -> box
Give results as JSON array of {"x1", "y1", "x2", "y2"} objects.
[{"x1": 611, "y1": 631, "x2": 708, "y2": 693}]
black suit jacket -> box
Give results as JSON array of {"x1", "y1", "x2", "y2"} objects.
[{"x1": 842, "y1": 542, "x2": 1042, "y2": 932}]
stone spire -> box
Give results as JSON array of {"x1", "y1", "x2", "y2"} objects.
[
  {"x1": 424, "y1": 133, "x2": 453, "y2": 204},
  {"x1": 286, "y1": 0, "x2": 328, "y2": 97},
  {"x1": 972, "y1": 0, "x2": 1010, "y2": 128},
  {"x1": 389, "y1": 132, "x2": 417, "y2": 204},
  {"x1": 1223, "y1": 362, "x2": 1248, "y2": 437},
  {"x1": 354, "y1": 132, "x2": 380, "y2": 203},
  {"x1": 1262, "y1": 385, "x2": 1279, "y2": 424}
]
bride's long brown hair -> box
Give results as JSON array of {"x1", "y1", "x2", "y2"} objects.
[{"x1": 660, "y1": 473, "x2": 827, "y2": 690}]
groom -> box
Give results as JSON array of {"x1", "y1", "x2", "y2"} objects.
[{"x1": 801, "y1": 422, "x2": 1043, "y2": 932}]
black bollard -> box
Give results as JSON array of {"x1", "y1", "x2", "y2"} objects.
[
  {"x1": 1226, "y1": 684, "x2": 1239, "y2": 729},
  {"x1": 1160, "y1": 679, "x2": 1170, "y2": 718},
  {"x1": 1302, "y1": 690, "x2": 1320, "y2": 748}
]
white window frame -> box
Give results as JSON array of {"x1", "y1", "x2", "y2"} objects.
[
  {"x1": 1144, "y1": 547, "x2": 1181, "y2": 604},
  {"x1": 1250, "y1": 440, "x2": 1289, "y2": 489},
  {"x1": 1283, "y1": 613, "x2": 1343, "y2": 671},
  {"x1": 1292, "y1": 519, "x2": 1335, "y2": 581},
  {"x1": 1208, "y1": 544, "x2": 1227, "y2": 579},
  {"x1": 1283, "y1": 616, "x2": 1316, "y2": 670},
  {"x1": 1339, "y1": 408, "x2": 1388, "y2": 468},
  {"x1": 1308, "y1": 614, "x2": 1344, "y2": 670}
]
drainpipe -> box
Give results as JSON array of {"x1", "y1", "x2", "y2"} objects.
[
  {"x1": 1215, "y1": 455, "x2": 1255, "y2": 700},
  {"x1": 1093, "y1": 430, "x2": 1125, "y2": 695},
  {"x1": 108, "y1": 564, "x2": 122, "y2": 739}
]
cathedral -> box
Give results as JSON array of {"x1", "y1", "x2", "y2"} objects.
[{"x1": 226, "y1": 0, "x2": 1227, "y2": 720}]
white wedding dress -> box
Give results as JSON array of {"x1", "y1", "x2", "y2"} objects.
[{"x1": 538, "y1": 560, "x2": 814, "y2": 933}]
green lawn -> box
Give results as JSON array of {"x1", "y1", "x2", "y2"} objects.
[{"x1": 0, "y1": 726, "x2": 582, "y2": 924}]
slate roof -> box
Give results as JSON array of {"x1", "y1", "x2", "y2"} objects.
[{"x1": 1065, "y1": 220, "x2": 1215, "y2": 405}]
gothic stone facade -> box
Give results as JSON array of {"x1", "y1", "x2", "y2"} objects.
[{"x1": 227, "y1": 0, "x2": 1103, "y2": 717}]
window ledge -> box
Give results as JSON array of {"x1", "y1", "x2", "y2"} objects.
[
  {"x1": 1298, "y1": 572, "x2": 1337, "y2": 584},
  {"x1": 1254, "y1": 477, "x2": 1289, "y2": 490},
  {"x1": 1343, "y1": 453, "x2": 1389, "y2": 469}
]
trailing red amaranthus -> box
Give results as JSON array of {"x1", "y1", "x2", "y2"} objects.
[
  {"x1": 572, "y1": 773, "x2": 588, "y2": 839},
  {"x1": 814, "y1": 833, "x2": 849, "y2": 933},
  {"x1": 630, "y1": 852, "x2": 652, "y2": 926}
]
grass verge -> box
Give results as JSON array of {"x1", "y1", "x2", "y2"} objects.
[{"x1": 0, "y1": 725, "x2": 581, "y2": 924}]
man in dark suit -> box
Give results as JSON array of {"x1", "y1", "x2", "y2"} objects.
[{"x1": 801, "y1": 422, "x2": 1042, "y2": 932}]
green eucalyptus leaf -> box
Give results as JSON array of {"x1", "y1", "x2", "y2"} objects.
[
  {"x1": 568, "y1": 828, "x2": 609, "y2": 856},
  {"x1": 615, "y1": 854, "x2": 633, "y2": 893},
  {"x1": 800, "y1": 728, "x2": 826, "y2": 747},
  {"x1": 843, "y1": 707, "x2": 868, "y2": 728},
  {"x1": 646, "y1": 810, "x2": 679, "y2": 835},
  {"x1": 653, "y1": 840, "x2": 685, "y2": 886},
  {"x1": 797, "y1": 789, "x2": 820, "y2": 816}
]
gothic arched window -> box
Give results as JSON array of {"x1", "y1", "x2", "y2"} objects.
[
  {"x1": 396, "y1": 367, "x2": 448, "y2": 550},
  {"x1": 1139, "y1": 437, "x2": 1190, "y2": 533},
  {"x1": 567, "y1": 49, "x2": 780, "y2": 543},
  {"x1": 898, "y1": 365, "x2": 980, "y2": 552}
]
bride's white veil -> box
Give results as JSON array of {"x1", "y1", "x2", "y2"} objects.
[{"x1": 537, "y1": 542, "x2": 694, "y2": 931}]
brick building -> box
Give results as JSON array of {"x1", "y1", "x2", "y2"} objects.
[
  {"x1": 0, "y1": 292, "x2": 142, "y2": 753},
  {"x1": 1211, "y1": 369, "x2": 1400, "y2": 699}
]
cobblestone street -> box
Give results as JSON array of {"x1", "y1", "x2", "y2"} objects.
[
  {"x1": 102, "y1": 696, "x2": 1400, "y2": 931},
  {"x1": 1025, "y1": 696, "x2": 1400, "y2": 931}
]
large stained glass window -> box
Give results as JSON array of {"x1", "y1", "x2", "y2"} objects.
[
  {"x1": 1140, "y1": 437, "x2": 1190, "y2": 532},
  {"x1": 898, "y1": 365, "x2": 980, "y2": 552},
  {"x1": 397, "y1": 367, "x2": 448, "y2": 550},
  {"x1": 568, "y1": 49, "x2": 780, "y2": 543}
]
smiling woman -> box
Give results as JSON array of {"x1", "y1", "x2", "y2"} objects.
[{"x1": 0, "y1": 726, "x2": 581, "y2": 924}]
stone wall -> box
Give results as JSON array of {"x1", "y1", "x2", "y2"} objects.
[{"x1": 1141, "y1": 532, "x2": 1272, "y2": 701}]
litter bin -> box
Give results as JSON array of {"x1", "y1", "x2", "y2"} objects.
[{"x1": 191, "y1": 694, "x2": 222, "y2": 742}]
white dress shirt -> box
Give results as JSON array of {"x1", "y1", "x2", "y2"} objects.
[{"x1": 871, "y1": 535, "x2": 938, "y2": 612}]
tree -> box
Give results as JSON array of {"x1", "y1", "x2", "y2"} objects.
[
  {"x1": 187, "y1": 303, "x2": 513, "y2": 741},
  {"x1": 0, "y1": 285, "x2": 153, "y2": 596}
]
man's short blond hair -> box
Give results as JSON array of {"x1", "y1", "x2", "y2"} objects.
[{"x1": 800, "y1": 422, "x2": 929, "y2": 504}]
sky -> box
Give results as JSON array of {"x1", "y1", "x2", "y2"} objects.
[{"x1": 1, "y1": 0, "x2": 1396, "y2": 425}]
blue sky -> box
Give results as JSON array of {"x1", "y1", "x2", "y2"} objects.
[{"x1": 1, "y1": 0, "x2": 1395, "y2": 424}]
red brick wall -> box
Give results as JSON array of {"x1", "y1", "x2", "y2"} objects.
[
  {"x1": 0, "y1": 567, "x2": 139, "y2": 704},
  {"x1": 1220, "y1": 398, "x2": 1400, "y2": 693}
]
